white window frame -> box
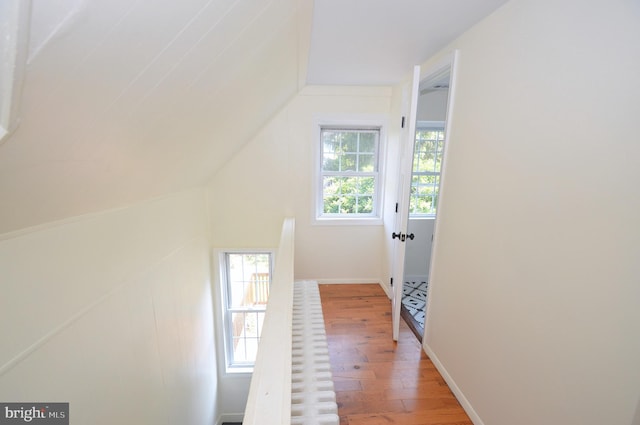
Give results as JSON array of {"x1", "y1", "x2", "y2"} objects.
[
  {"x1": 217, "y1": 249, "x2": 275, "y2": 374},
  {"x1": 312, "y1": 116, "x2": 387, "y2": 225},
  {"x1": 409, "y1": 121, "x2": 445, "y2": 218}
]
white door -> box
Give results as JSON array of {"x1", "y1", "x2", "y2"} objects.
[
  {"x1": 391, "y1": 52, "x2": 459, "y2": 342},
  {"x1": 391, "y1": 66, "x2": 421, "y2": 341}
]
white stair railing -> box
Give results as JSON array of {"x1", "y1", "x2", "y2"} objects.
[
  {"x1": 242, "y1": 218, "x2": 295, "y2": 425},
  {"x1": 242, "y1": 218, "x2": 338, "y2": 425}
]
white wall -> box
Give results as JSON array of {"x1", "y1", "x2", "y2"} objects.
[
  {"x1": 0, "y1": 189, "x2": 219, "y2": 425},
  {"x1": 416, "y1": 90, "x2": 448, "y2": 122},
  {"x1": 404, "y1": 218, "x2": 434, "y2": 278},
  {"x1": 207, "y1": 85, "x2": 392, "y2": 284},
  {"x1": 419, "y1": 0, "x2": 640, "y2": 424}
]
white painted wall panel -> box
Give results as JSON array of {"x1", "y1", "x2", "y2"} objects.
[
  {"x1": 417, "y1": 90, "x2": 448, "y2": 122},
  {"x1": 419, "y1": 0, "x2": 640, "y2": 424},
  {"x1": 0, "y1": 0, "x2": 304, "y2": 234},
  {"x1": 404, "y1": 218, "x2": 434, "y2": 278},
  {"x1": 207, "y1": 86, "x2": 393, "y2": 283},
  {"x1": 0, "y1": 188, "x2": 218, "y2": 425}
]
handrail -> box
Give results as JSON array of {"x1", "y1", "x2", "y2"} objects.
[{"x1": 243, "y1": 217, "x2": 295, "y2": 425}]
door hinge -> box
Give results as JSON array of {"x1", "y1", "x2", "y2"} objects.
[
  {"x1": 395, "y1": 202, "x2": 399, "y2": 213},
  {"x1": 401, "y1": 116, "x2": 405, "y2": 128},
  {"x1": 390, "y1": 277, "x2": 394, "y2": 286}
]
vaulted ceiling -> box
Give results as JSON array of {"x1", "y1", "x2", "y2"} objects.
[{"x1": 0, "y1": 0, "x2": 507, "y2": 234}]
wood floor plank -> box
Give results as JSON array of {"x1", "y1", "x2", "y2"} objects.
[{"x1": 319, "y1": 284, "x2": 472, "y2": 425}]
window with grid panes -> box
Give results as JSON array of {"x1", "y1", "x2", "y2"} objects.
[
  {"x1": 319, "y1": 127, "x2": 380, "y2": 218},
  {"x1": 222, "y1": 251, "x2": 273, "y2": 371},
  {"x1": 410, "y1": 125, "x2": 445, "y2": 216}
]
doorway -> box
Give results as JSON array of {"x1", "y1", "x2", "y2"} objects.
[{"x1": 400, "y1": 68, "x2": 452, "y2": 342}]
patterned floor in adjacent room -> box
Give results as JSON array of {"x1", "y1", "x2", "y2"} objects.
[{"x1": 402, "y1": 280, "x2": 428, "y2": 329}]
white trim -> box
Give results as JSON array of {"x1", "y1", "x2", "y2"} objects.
[
  {"x1": 313, "y1": 217, "x2": 383, "y2": 226},
  {"x1": 216, "y1": 413, "x2": 244, "y2": 425},
  {"x1": 408, "y1": 216, "x2": 437, "y2": 221},
  {"x1": 425, "y1": 50, "x2": 459, "y2": 340},
  {"x1": 311, "y1": 115, "x2": 389, "y2": 225},
  {"x1": 312, "y1": 277, "x2": 383, "y2": 285},
  {"x1": 380, "y1": 281, "x2": 392, "y2": 299},
  {"x1": 423, "y1": 343, "x2": 484, "y2": 425},
  {"x1": 419, "y1": 52, "x2": 457, "y2": 89},
  {"x1": 242, "y1": 218, "x2": 295, "y2": 425},
  {"x1": 416, "y1": 120, "x2": 445, "y2": 129}
]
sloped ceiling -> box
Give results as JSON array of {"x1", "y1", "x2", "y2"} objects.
[
  {"x1": 0, "y1": 0, "x2": 507, "y2": 234},
  {"x1": 0, "y1": 0, "x2": 310, "y2": 233}
]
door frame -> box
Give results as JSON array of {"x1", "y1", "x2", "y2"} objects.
[{"x1": 391, "y1": 51, "x2": 459, "y2": 341}]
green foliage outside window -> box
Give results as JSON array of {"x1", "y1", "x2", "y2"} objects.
[
  {"x1": 410, "y1": 129, "x2": 444, "y2": 216},
  {"x1": 321, "y1": 128, "x2": 379, "y2": 215}
]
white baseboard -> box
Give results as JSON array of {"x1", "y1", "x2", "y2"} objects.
[
  {"x1": 422, "y1": 343, "x2": 484, "y2": 425},
  {"x1": 380, "y1": 281, "x2": 392, "y2": 299},
  {"x1": 313, "y1": 278, "x2": 382, "y2": 285},
  {"x1": 215, "y1": 413, "x2": 243, "y2": 425}
]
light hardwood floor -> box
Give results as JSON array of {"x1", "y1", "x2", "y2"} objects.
[{"x1": 319, "y1": 284, "x2": 472, "y2": 425}]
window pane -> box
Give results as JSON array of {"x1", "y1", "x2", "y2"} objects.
[
  {"x1": 227, "y1": 253, "x2": 271, "y2": 308},
  {"x1": 435, "y1": 151, "x2": 443, "y2": 172},
  {"x1": 359, "y1": 133, "x2": 376, "y2": 152},
  {"x1": 415, "y1": 175, "x2": 437, "y2": 185},
  {"x1": 322, "y1": 130, "x2": 339, "y2": 145},
  {"x1": 342, "y1": 133, "x2": 357, "y2": 152},
  {"x1": 356, "y1": 196, "x2": 373, "y2": 214},
  {"x1": 322, "y1": 152, "x2": 339, "y2": 171},
  {"x1": 342, "y1": 154, "x2": 357, "y2": 171},
  {"x1": 410, "y1": 194, "x2": 436, "y2": 215},
  {"x1": 358, "y1": 153, "x2": 374, "y2": 172},
  {"x1": 339, "y1": 195, "x2": 357, "y2": 213},
  {"x1": 231, "y1": 312, "x2": 246, "y2": 339},
  {"x1": 410, "y1": 127, "x2": 444, "y2": 216},
  {"x1": 323, "y1": 195, "x2": 340, "y2": 213},
  {"x1": 323, "y1": 176, "x2": 340, "y2": 195},
  {"x1": 358, "y1": 176, "x2": 375, "y2": 195},
  {"x1": 338, "y1": 176, "x2": 358, "y2": 194},
  {"x1": 323, "y1": 177, "x2": 376, "y2": 215}
]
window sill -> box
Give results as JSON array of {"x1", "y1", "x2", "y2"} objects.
[
  {"x1": 225, "y1": 366, "x2": 254, "y2": 375},
  {"x1": 408, "y1": 215, "x2": 436, "y2": 220},
  {"x1": 313, "y1": 216, "x2": 383, "y2": 226}
]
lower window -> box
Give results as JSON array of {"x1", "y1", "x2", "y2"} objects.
[{"x1": 221, "y1": 251, "x2": 273, "y2": 372}]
